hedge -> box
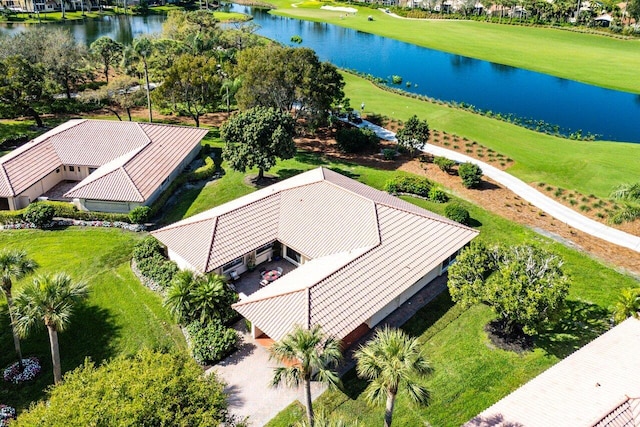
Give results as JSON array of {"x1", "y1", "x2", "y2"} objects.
[
  {"x1": 0, "y1": 201, "x2": 131, "y2": 226},
  {"x1": 385, "y1": 175, "x2": 434, "y2": 198},
  {"x1": 186, "y1": 320, "x2": 239, "y2": 365}
]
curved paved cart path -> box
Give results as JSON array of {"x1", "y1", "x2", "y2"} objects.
[{"x1": 350, "y1": 119, "x2": 640, "y2": 253}]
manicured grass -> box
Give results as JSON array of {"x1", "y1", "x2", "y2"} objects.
[
  {"x1": 265, "y1": 177, "x2": 636, "y2": 426},
  {"x1": 266, "y1": 0, "x2": 640, "y2": 94},
  {"x1": 341, "y1": 72, "x2": 640, "y2": 198},
  {"x1": 0, "y1": 228, "x2": 185, "y2": 412},
  {"x1": 167, "y1": 148, "x2": 637, "y2": 426}
]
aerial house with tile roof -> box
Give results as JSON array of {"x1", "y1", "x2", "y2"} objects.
[
  {"x1": 0, "y1": 119, "x2": 208, "y2": 213},
  {"x1": 153, "y1": 167, "x2": 478, "y2": 347}
]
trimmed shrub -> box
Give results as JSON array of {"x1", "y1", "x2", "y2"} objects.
[
  {"x1": 459, "y1": 162, "x2": 483, "y2": 189},
  {"x1": 133, "y1": 236, "x2": 164, "y2": 261},
  {"x1": 445, "y1": 203, "x2": 470, "y2": 225},
  {"x1": 384, "y1": 175, "x2": 433, "y2": 197},
  {"x1": 136, "y1": 253, "x2": 179, "y2": 288},
  {"x1": 434, "y1": 156, "x2": 456, "y2": 173},
  {"x1": 129, "y1": 206, "x2": 151, "y2": 224},
  {"x1": 23, "y1": 203, "x2": 54, "y2": 228},
  {"x1": 0, "y1": 210, "x2": 23, "y2": 225},
  {"x1": 381, "y1": 148, "x2": 397, "y2": 160},
  {"x1": 186, "y1": 320, "x2": 239, "y2": 364},
  {"x1": 336, "y1": 127, "x2": 379, "y2": 153},
  {"x1": 428, "y1": 187, "x2": 449, "y2": 203}
]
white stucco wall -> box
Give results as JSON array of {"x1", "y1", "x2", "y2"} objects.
[
  {"x1": 366, "y1": 265, "x2": 441, "y2": 328},
  {"x1": 15, "y1": 168, "x2": 64, "y2": 207},
  {"x1": 145, "y1": 144, "x2": 202, "y2": 207}
]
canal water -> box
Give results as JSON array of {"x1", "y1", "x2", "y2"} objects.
[{"x1": 1, "y1": 6, "x2": 638, "y2": 142}]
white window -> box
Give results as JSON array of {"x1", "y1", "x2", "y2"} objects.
[
  {"x1": 256, "y1": 242, "x2": 274, "y2": 256},
  {"x1": 285, "y1": 246, "x2": 302, "y2": 265},
  {"x1": 441, "y1": 250, "x2": 460, "y2": 272},
  {"x1": 222, "y1": 257, "x2": 243, "y2": 273}
]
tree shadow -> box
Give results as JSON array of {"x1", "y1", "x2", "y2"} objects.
[
  {"x1": 295, "y1": 151, "x2": 328, "y2": 166},
  {"x1": 467, "y1": 413, "x2": 524, "y2": 427},
  {"x1": 467, "y1": 217, "x2": 483, "y2": 227},
  {"x1": 534, "y1": 299, "x2": 610, "y2": 359},
  {"x1": 327, "y1": 167, "x2": 360, "y2": 180},
  {"x1": 337, "y1": 367, "x2": 368, "y2": 401},
  {"x1": 276, "y1": 168, "x2": 306, "y2": 180},
  {"x1": 0, "y1": 303, "x2": 120, "y2": 411}
]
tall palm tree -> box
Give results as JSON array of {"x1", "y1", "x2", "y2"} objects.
[
  {"x1": 354, "y1": 327, "x2": 432, "y2": 427},
  {"x1": 122, "y1": 37, "x2": 155, "y2": 123},
  {"x1": 0, "y1": 250, "x2": 38, "y2": 370},
  {"x1": 220, "y1": 76, "x2": 242, "y2": 116},
  {"x1": 12, "y1": 273, "x2": 89, "y2": 384},
  {"x1": 270, "y1": 325, "x2": 343, "y2": 427},
  {"x1": 612, "y1": 288, "x2": 640, "y2": 324}
]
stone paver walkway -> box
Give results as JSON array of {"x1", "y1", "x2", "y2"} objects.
[{"x1": 343, "y1": 118, "x2": 640, "y2": 253}]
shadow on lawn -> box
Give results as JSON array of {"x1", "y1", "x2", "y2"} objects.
[
  {"x1": 0, "y1": 303, "x2": 120, "y2": 411},
  {"x1": 535, "y1": 299, "x2": 610, "y2": 359}
]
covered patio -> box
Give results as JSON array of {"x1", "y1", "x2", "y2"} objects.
[{"x1": 230, "y1": 259, "x2": 296, "y2": 299}]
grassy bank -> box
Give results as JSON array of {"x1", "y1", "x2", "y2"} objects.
[
  {"x1": 263, "y1": 0, "x2": 640, "y2": 94},
  {"x1": 0, "y1": 228, "x2": 185, "y2": 411},
  {"x1": 341, "y1": 72, "x2": 640, "y2": 198},
  {"x1": 164, "y1": 146, "x2": 637, "y2": 426}
]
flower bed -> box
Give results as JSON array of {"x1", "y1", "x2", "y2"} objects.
[
  {"x1": 0, "y1": 219, "x2": 144, "y2": 232},
  {"x1": 3, "y1": 357, "x2": 41, "y2": 384},
  {"x1": 0, "y1": 405, "x2": 16, "y2": 427}
]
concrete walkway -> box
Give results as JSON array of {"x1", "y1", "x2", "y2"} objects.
[
  {"x1": 207, "y1": 326, "x2": 326, "y2": 426},
  {"x1": 348, "y1": 118, "x2": 640, "y2": 253}
]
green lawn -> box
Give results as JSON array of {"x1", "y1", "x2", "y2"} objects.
[
  {"x1": 265, "y1": 0, "x2": 640, "y2": 94},
  {"x1": 0, "y1": 228, "x2": 185, "y2": 412},
  {"x1": 341, "y1": 72, "x2": 640, "y2": 198},
  {"x1": 163, "y1": 147, "x2": 637, "y2": 426}
]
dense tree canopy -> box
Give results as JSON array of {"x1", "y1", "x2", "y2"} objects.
[
  {"x1": 235, "y1": 45, "x2": 344, "y2": 123},
  {"x1": 221, "y1": 106, "x2": 297, "y2": 180},
  {"x1": 154, "y1": 54, "x2": 222, "y2": 127},
  {"x1": 0, "y1": 56, "x2": 48, "y2": 127},
  {"x1": 13, "y1": 349, "x2": 240, "y2": 426},
  {"x1": 90, "y1": 36, "x2": 123, "y2": 83},
  {"x1": 448, "y1": 243, "x2": 570, "y2": 335}
]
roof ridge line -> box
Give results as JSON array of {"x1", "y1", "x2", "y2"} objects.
[
  {"x1": 376, "y1": 197, "x2": 478, "y2": 232},
  {"x1": 204, "y1": 217, "x2": 219, "y2": 272},
  {"x1": 232, "y1": 287, "x2": 307, "y2": 308},
  {"x1": 121, "y1": 166, "x2": 144, "y2": 201}
]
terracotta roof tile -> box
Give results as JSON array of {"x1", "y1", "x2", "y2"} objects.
[
  {"x1": 154, "y1": 218, "x2": 218, "y2": 272},
  {"x1": 466, "y1": 318, "x2": 640, "y2": 427},
  {"x1": 156, "y1": 167, "x2": 479, "y2": 343}
]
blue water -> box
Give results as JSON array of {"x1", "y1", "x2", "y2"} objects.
[{"x1": 1, "y1": 6, "x2": 639, "y2": 142}]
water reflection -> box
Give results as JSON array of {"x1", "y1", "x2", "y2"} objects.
[{"x1": 0, "y1": 6, "x2": 638, "y2": 141}]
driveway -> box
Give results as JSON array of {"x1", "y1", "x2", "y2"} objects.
[
  {"x1": 347, "y1": 118, "x2": 640, "y2": 253},
  {"x1": 207, "y1": 326, "x2": 326, "y2": 426}
]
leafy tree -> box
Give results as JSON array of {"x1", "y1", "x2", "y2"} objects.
[
  {"x1": 162, "y1": 10, "x2": 220, "y2": 55},
  {"x1": 164, "y1": 271, "x2": 238, "y2": 325},
  {"x1": 448, "y1": 244, "x2": 570, "y2": 335},
  {"x1": 458, "y1": 162, "x2": 483, "y2": 189},
  {"x1": 12, "y1": 273, "x2": 89, "y2": 384},
  {"x1": 89, "y1": 36, "x2": 123, "y2": 83},
  {"x1": 612, "y1": 288, "x2": 640, "y2": 324},
  {"x1": 221, "y1": 106, "x2": 296, "y2": 181},
  {"x1": 41, "y1": 29, "x2": 90, "y2": 100},
  {"x1": 235, "y1": 45, "x2": 344, "y2": 123},
  {"x1": 270, "y1": 325, "x2": 342, "y2": 427},
  {"x1": 154, "y1": 54, "x2": 222, "y2": 127},
  {"x1": 0, "y1": 250, "x2": 38, "y2": 371},
  {"x1": 80, "y1": 75, "x2": 145, "y2": 121},
  {"x1": 628, "y1": 0, "x2": 640, "y2": 21},
  {"x1": 13, "y1": 349, "x2": 240, "y2": 426},
  {"x1": 395, "y1": 115, "x2": 430, "y2": 155},
  {"x1": 0, "y1": 56, "x2": 48, "y2": 127},
  {"x1": 355, "y1": 327, "x2": 432, "y2": 427}
]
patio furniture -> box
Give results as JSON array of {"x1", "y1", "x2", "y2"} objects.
[
  {"x1": 259, "y1": 279, "x2": 269, "y2": 287},
  {"x1": 262, "y1": 270, "x2": 281, "y2": 282},
  {"x1": 229, "y1": 270, "x2": 240, "y2": 282},
  {"x1": 276, "y1": 267, "x2": 283, "y2": 275},
  {"x1": 259, "y1": 267, "x2": 266, "y2": 276}
]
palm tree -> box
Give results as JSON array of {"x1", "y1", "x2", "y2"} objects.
[
  {"x1": 122, "y1": 37, "x2": 155, "y2": 123},
  {"x1": 164, "y1": 270, "x2": 197, "y2": 324},
  {"x1": 220, "y1": 76, "x2": 242, "y2": 116},
  {"x1": 354, "y1": 327, "x2": 432, "y2": 427},
  {"x1": 270, "y1": 325, "x2": 343, "y2": 427},
  {"x1": 612, "y1": 288, "x2": 640, "y2": 324},
  {"x1": 0, "y1": 250, "x2": 38, "y2": 370},
  {"x1": 190, "y1": 273, "x2": 234, "y2": 323},
  {"x1": 12, "y1": 273, "x2": 89, "y2": 384}
]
